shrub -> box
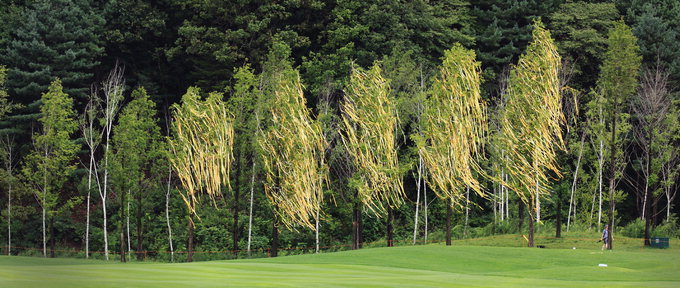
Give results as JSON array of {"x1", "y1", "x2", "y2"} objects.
[{"x1": 620, "y1": 218, "x2": 645, "y2": 238}]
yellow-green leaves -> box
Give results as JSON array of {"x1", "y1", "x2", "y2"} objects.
[
  {"x1": 342, "y1": 62, "x2": 403, "y2": 215},
  {"x1": 168, "y1": 87, "x2": 235, "y2": 218},
  {"x1": 258, "y1": 66, "x2": 328, "y2": 230},
  {"x1": 499, "y1": 20, "x2": 564, "y2": 206},
  {"x1": 418, "y1": 44, "x2": 487, "y2": 209}
]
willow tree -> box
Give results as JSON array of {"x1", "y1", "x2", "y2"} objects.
[
  {"x1": 341, "y1": 62, "x2": 403, "y2": 249},
  {"x1": 416, "y1": 44, "x2": 487, "y2": 246},
  {"x1": 258, "y1": 43, "x2": 327, "y2": 257},
  {"x1": 168, "y1": 87, "x2": 234, "y2": 262},
  {"x1": 499, "y1": 20, "x2": 564, "y2": 247}
]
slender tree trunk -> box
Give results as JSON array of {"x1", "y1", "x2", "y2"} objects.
[
  {"x1": 49, "y1": 217, "x2": 55, "y2": 258},
  {"x1": 271, "y1": 212, "x2": 279, "y2": 258},
  {"x1": 424, "y1": 175, "x2": 428, "y2": 243},
  {"x1": 136, "y1": 189, "x2": 143, "y2": 261},
  {"x1": 86, "y1": 152, "x2": 93, "y2": 259},
  {"x1": 315, "y1": 206, "x2": 320, "y2": 254},
  {"x1": 165, "y1": 168, "x2": 174, "y2": 262},
  {"x1": 103, "y1": 141, "x2": 110, "y2": 260},
  {"x1": 232, "y1": 153, "x2": 241, "y2": 258},
  {"x1": 568, "y1": 132, "x2": 586, "y2": 231},
  {"x1": 528, "y1": 204, "x2": 535, "y2": 247},
  {"x1": 247, "y1": 161, "x2": 255, "y2": 256},
  {"x1": 387, "y1": 206, "x2": 394, "y2": 247},
  {"x1": 6, "y1": 175, "x2": 10, "y2": 256},
  {"x1": 597, "y1": 140, "x2": 604, "y2": 230},
  {"x1": 187, "y1": 215, "x2": 194, "y2": 262},
  {"x1": 413, "y1": 155, "x2": 422, "y2": 245},
  {"x1": 446, "y1": 198, "x2": 452, "y2": 246},
  {"x1": 464, "y1": 187, "x2": 470, "y2": 237},
  {"x1": 607, "y1": 98, "x2": 618, "y2": 251},
  {"x1": 518, "y1": 199, "x2": 525, "y2": 232},
  {"x1": 42, "y1": 165, "x2": 47, "y2": 258},
  {"x1": 126, "y1": 190, "x2": 131, "y2": 254},
  {"x1": 120, "y1": 187, "x2": 126, "y2": 263},
  {"x1": 556, "y1": 192, "x2": 562, "y2": 238},
  {"x1": 352, "y1": 191, "x2": 361, "y2": 250},
  {"x1": 644, "y1": 182, "x2": 652, "y2": 246}
]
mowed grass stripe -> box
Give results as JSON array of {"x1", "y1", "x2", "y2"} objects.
[{"x1": 1, "y1": 244, "x2": 678, "y2": 287}]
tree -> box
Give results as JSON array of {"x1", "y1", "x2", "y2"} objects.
[
  {"x1": 625, "y1": 0, "x2": 680, "y2": 84},
  {"x1": 472, "y1": 0, "x2": 558, "y2": 96},
  {"x1": 416, "y1": 43, "x2": 486, "y2": 245},
  {"x1": 99, "y1": 64, "x2": 126, "y2": 261},
  {"x1": 168, "y1": 87, "x2": 235, "y2": 262},
  {"x1": 1, "y1": 0, "x2": 103, "y2": 123},
  {"x1": 79, "y1": 88, "x2": 102, "y2": 259},
  {"x1": 227, "y1": 64, "x2": 261, "y2": 257},
  {"x1": 546, "y1": 1, "x2": 620, "y2": 90},
  {"x1": 21, "y1": 79, "x2": 79, "y2": 257},
  {"x1": 597, "y1": 21, "x2": 641, "y2": 249},
  {"x1": 631, "y1": 65, "x2": 678, "y2": 245},
  {"x1": 112, "y1": 87, "x2": 164, "y2": 261},
  {"x1": 341, "y1": 62, "x2": 403, "y2": 248},
  {"x1": 0, "y1": 65, "x2": 19, "y2": 256},
  {"x1": 498, "y1": 20, "x2": 564, "y2": 247},
  {"x1": 302, "y1": 0, "x2": 474, "y2": 96}
]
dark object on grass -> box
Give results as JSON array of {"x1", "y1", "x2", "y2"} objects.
[
  {"x1": 650, "y1": 237, "x2": 669, "y2": 249},
  {"x1": 537, "y1": 245, "x2": 546, "y2": 248}
]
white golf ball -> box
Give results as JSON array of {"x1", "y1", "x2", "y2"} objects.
[{"x1": 572, "y1": 247, "x2": 576, "y2": 249}]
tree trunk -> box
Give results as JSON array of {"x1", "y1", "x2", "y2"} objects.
[
  {"x1": 446, "y1": 198, "x2": 452, "y2": 246},
  {"x1": 165, "y1": 167, "x2": 174, "y2": 262},
  {"x1": 271, "y1": 212, "x2": 279, "y2": 258},
  {"x1": 6, "y1": 177, "x2": 10, "y2": 256},
  {"x1": 126, "y1": 192, "x2": 131, "y2": 255},
  {"x1": 50, "y1": 216, "x2": 55, "y2": 258},
  {"x1": 556, "y1": 192, "x2": 562, "y2": 238},
  {"x1": 352, "y1": 192, "x2": 361, "y2": 250},
  {"x1": 247, "y1": 161, "x2": 255, "y2": 256},
  {"x1": 568, "y1": 132, "x2": 586, "y2": 231},
  {"x1": 413, "y1": 155, "x2": 422, "y2": 245},
  {"x1": 85, "y1": 155, "x2": 92, "y2": 259},
  {"x1": 232, "y1": 153, "x2": 241, "y2": 258},
  {"x1": 518, "y1": 199, "x2": 525, "y2": 232},
  {"x1": 528, "y1": 206, "x2": 535, "y2": 247},
  {"x1": 644, "y1": 187, "x2": 652, "y2": 246},
  {"x1": 42, "y1": 190, "x2": 46, "y2": 258},
  {"x1": 120, "y1": 188, "x2": 126, "y2": 263},
  {"x1": 464, "y1": 187, "x2": 470, "y2": 237},
  {"x1": 187, "y1": 212, "x2": 194, "y2": 262},
  {"x1": 136, "y1": 189, "x2": 143, "y2": 261},
  {"x1": 387, "y1": 206, "x2": 394, "y2": 247},
  {"x1": 315, "y1": 207, "x2": 320, "y2": 253},
  {"x1": 424, "y1": 176, "x2": 428, "y2": 243},
  {"x1": 103, "y1": 199, "x2": 109, "y2": 260}
]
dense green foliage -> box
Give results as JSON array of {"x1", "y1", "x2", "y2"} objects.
[{"x1": 0, "y1": 0, "x2": 678, "y2": 262}]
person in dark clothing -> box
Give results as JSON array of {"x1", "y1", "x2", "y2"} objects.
[{"x1": 601, "y1": 224, "x2": 609, "y2": 250}]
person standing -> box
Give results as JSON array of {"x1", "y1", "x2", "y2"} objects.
[{"x1": 602, "y1": 224, "x2": 609, "y2": 250}]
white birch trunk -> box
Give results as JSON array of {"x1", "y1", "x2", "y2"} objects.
[
  {"x1": 423, "y1": 171, "x2": 428, "y2": 243},
  {"x1": 247, "y1": 161, "x2": 256, "y2": 255},
  {"x1": 597, "y1": 138, "x2": 604, "y2": 230},
  {"x1": 413, "y1": 155, "x2": 422, "y2": 245},
  {"x1": 567, "y1": 133, "x2": 586, "y2": 231},
  {"x1": 165, "y1": 165, "x2": 174, "y2": 262},
  {"x1": 126, "y1": 190, "x2": 131, "y2": 254}
]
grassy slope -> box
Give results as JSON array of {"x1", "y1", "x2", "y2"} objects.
[{"x1": 1, "y1": 240, "x2": 678, "y2": 287}]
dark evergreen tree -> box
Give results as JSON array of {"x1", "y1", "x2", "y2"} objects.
[{"x1": 471, "y1": 0, "x2": 558, "y2": 98}]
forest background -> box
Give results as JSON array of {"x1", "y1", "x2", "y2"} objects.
[{"x1": 0, "y1": 0, "x2": 678, "y2": 262}]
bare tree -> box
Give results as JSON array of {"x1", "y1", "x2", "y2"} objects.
[
  {"x1": 101, "y1": 62, "x2": 125, "y2": 260},
  {"x1": 80, "y1": 87, "x2": 103, "y2": 259},
  {"x1": 631, "y1": 64, "x2": 677, "y2": 244}
]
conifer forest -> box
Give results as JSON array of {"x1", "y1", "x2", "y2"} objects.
[{"x1": 0, "y1": 0, "x2": 678, "y2": 262}]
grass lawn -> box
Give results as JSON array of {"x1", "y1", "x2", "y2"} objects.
[{"x1": 1, "y1": 237, "x2": 678, "y2": 287}]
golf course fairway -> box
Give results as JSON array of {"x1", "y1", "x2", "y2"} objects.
[{"x1": 1, "y1": 244, "x2": 678, "y2": 287}]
